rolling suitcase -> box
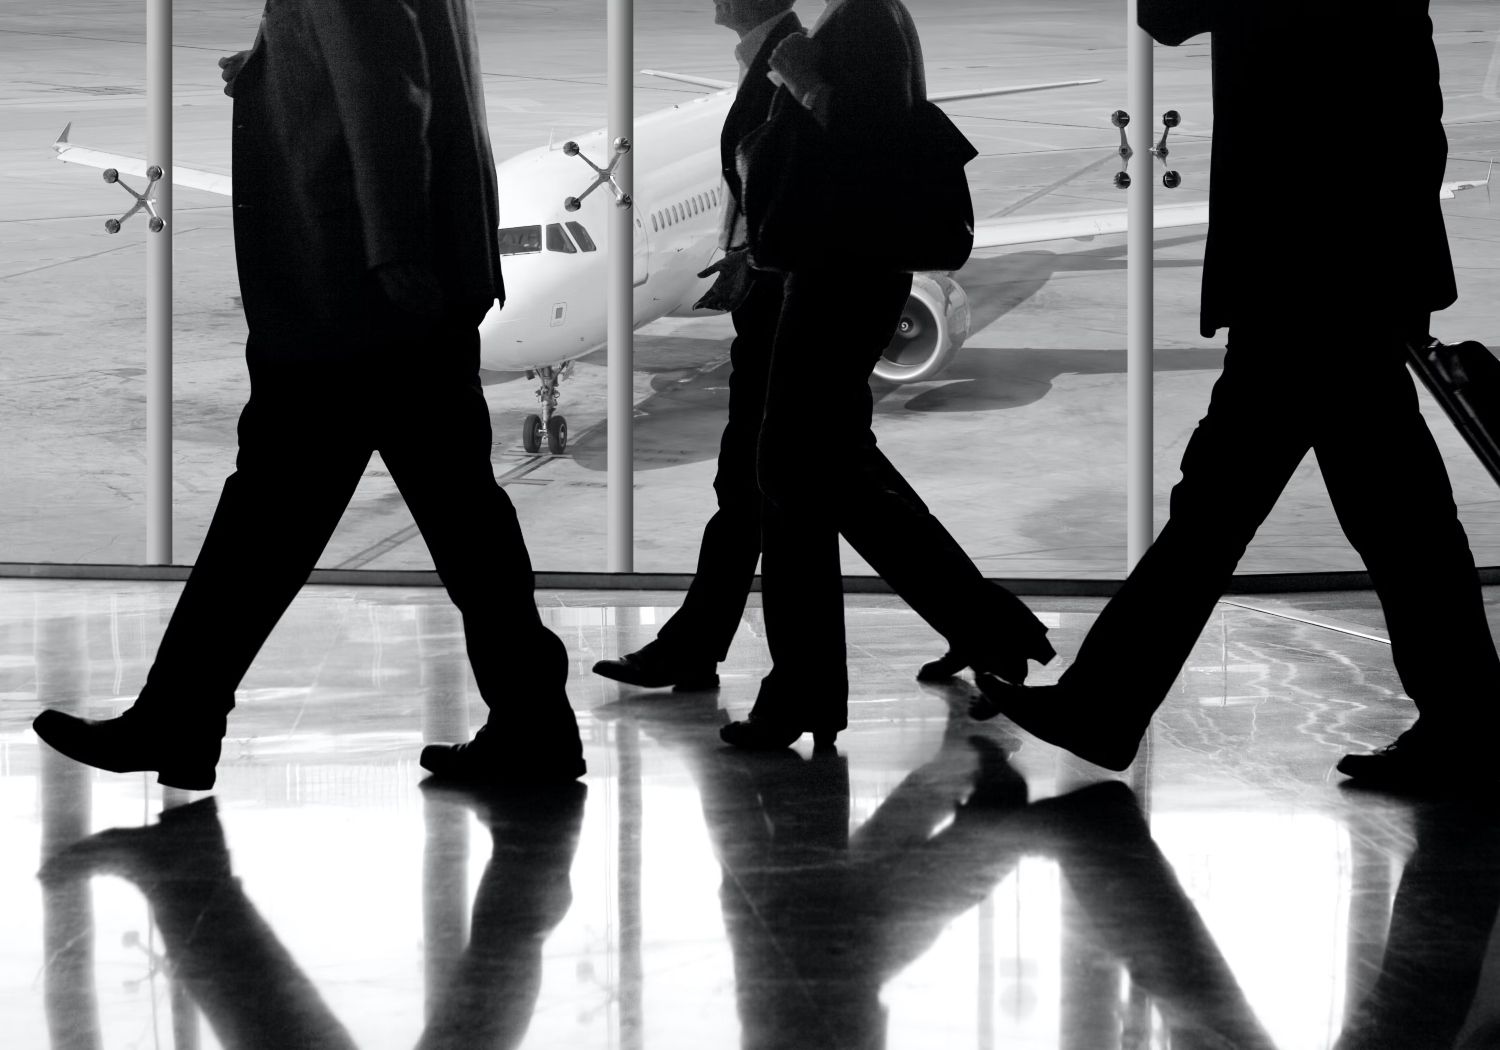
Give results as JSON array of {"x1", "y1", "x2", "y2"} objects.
[{"x1": 1407, "y1": 337, "x2": 1500, "y2": 487}]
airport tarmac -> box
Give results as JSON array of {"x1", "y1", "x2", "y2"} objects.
[{"x1": 1, "y1": 1, "x2": 1498, "y2": 577}]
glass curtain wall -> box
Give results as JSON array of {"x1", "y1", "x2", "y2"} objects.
[{"x1": 2, "y1": 2, "x2": 1495, "y2": 577}]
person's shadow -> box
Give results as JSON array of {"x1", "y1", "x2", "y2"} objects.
[
  {"x1": 37, "y1": 786, "x2": 587, "y2": 1050},
  {"x1": 603, "y1": 694, "x2": 1277, "y2": 1049}
]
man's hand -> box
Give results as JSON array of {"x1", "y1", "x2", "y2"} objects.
[
  {"x1": 218, "y1": 50, "x2": 252, "y2": 98},
  {"x1": 766, "y1": 30, "x2": 822, "y2": 103},
  {"x1": 693, "y1": 249, "x2": 755, "y2": 313},
  {"x1": 374, "y1": 261, "x2": 445, "y2": 320}
]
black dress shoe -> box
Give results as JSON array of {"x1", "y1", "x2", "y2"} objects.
[
  {"x1": 719, "y1": 717, "x2": 837, "y2": 752},
  {"x1": 916, "y1": 649, "x2": 968, "y2": 682},
  {"x1": 420, "y1": 725, "x2": 585, "y2": 786},
  {"x1": 33, "y1": 706, "x2": 224, "y2": 790},
  {"x1": 592, "y1": 641, "x2": 719, "y2": 691},
  {"x1": 969, "y1": 677, "x2": 1146, "y2": 772},
  {"x1": 1336, "y1": 730, "x2": 1476, "y2": 792},
  {"x1": 929, "y1": 630, "x2": 1058, "y2": 686}
]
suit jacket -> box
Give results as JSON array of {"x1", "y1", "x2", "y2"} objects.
[
  {"x1": 1141, "y1": 0, "x2": 1454, "y2": 337},
  {"x1": 720, "y1": 11, "x2": 804, "y2": 251},
  {"x1": 231, "y1": 0, "x2": 504, "y2": 357}
]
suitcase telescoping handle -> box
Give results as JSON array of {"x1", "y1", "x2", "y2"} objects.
[{"x1": 1406, "y1": 337, "x2": 1500, "y2": 489}]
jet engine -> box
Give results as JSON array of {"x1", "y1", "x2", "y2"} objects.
[{"x1": 872, "y1": 272, "x2": 971, "y2": 384}]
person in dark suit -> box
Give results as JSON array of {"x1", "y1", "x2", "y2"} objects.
[
  {"x1": 32, "y1": 0, "x2": 584, "y2": 788},
  {"x1": 591, "y1": 0, "x2": 803, "y2": 694},
  {"x1": 719, "y1": 0, "x2": 1055, "y2": 750},
  {"x1": 972, "y1": 1, "x2": 1500, "y2": 790}
]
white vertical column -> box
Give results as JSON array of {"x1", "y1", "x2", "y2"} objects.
[
  {"x1": 146, "y1": 0, "x2": 173, "y2": 565},
  {"x1": 606, "y1": 0, "x2": 634, "y2": 571},
  {"x1": 1126, "y1": 0, "x2": 1152, "y2": 570}
]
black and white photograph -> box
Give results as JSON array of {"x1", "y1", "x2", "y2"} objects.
[{"x1": 3, "y1": 0, "x2": 1500, "y2": 1046}]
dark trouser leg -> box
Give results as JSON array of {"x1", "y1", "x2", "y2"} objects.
[
  {"x1": 756, "y1": 268, "x2": 1044, "y2": 706},
  {"x1": 1312, "y1": 338, "x2": 1500, "y2": 731},
  {"x1": 1061, "y1": 327, "x2": 1313, "y2": 709},
  {"x1": 657, "y1": 271, "x2": 782, "y2": 662},
  {"x1": 378, "y1": 328, "x2": 573, "y2": 740},
  {"x1": 139, "y1": 363, "x2": 369, "y2": 719}
]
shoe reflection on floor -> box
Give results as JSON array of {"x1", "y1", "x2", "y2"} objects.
[
  {"x1": 37, "y1": 784, "x2": 586, "y2": 1050},
  {"x1": 604, "y1": 694, "x2": 1276, "y2": 1050}
]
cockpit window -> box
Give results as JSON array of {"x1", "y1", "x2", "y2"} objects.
[
  {"x1": 497, "y1": 225, "x2": 542, "y2": 255},
  {"x1": 545, "y1": 223, "x2": 577, "y2": 253},
  {"x1": 565, "y1": 221, "x2": 597, "y2": 252}
]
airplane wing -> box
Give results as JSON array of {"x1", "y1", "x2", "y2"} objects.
[
  {"x1": 1439, "y1": 161, "x2": 1492, "y2": 199},
  {"x1": 638, "y1": 71, "x2": 1102, "y2": 101},
  {"x1": 930, "y1": 78, "x2": 1103, "y2": 104},
  {"x1": 972, "y1": 201, "x2": 1209, "y2": 248},
  {"x1": 975, "y1": 168, "x2": 1489, "y2": 249},
  {"x1": 640, "y1": 69, "x2": 734, "y2": 91},
  {"x1": 53, "y1": 123, "x2": 232, "y2": 197}
]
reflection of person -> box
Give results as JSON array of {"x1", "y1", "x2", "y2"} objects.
[
  {"x1": 720, "y1": 0, "x2": 1053, "y2": 751},
  {"x1": 33, "y1": 0, "x2": 584, "y2": 788},
  {"x1": 40, "y1": 799, "x2": 359, "y2": 1050},
  {"x1": 1335, "y1": 800, "x2": 1500, "y2": 1049},
  {"x1": 973, "y1": 2, "x2": 1500, "y2": 791},
  {"x1": 591, "y1": 0, "x2": 805, "y2": 694},
  {"x1": 614, "y1": 696, "x2": 1273, "y2": 1049},
  {"x1": 414, "y1": 783, "x2": 588, "y2": 1050},
  {"x1": 1026, "y1": 782, "x2": 1277, "y2": 1050},
  {"x1": 38, "y1": 787, "x2": 587, "y2": 1050},
  {"x1": 623, "y1": 705, "x2": 1032, "y2": 1048}
]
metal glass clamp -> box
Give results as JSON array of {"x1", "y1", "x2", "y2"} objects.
[
  {"x1": 562, "y1": 137, "x2": 633, "y2": 211},
  {"x1": 102, "y1": 165, "x2": 166, "y2": 233},
  {"x1": 1111, "y1": 110, "x2": 1183, "y2": 189},
  {"x1": 1152, "y1": 110, "x2": 1181, "y2": 189},
  {"x1": 1111, "y1": 110, "x2": 1132, "y2": 189}
]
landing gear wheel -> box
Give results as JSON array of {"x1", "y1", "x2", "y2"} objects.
[
  {"x1": 546, "y1": 415, "x2": 568, "y2": 454},
  {"x1": 522, "y1": 413, "x2": 543, "y2": 453}
]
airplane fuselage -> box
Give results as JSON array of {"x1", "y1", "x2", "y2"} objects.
[{"x1": 479, "y1": 89, "x2": 735, "y2": 372}]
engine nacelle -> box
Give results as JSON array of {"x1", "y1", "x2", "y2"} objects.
[{"x1": 872, "y1": 272, "x2": 971, "y2": 384}]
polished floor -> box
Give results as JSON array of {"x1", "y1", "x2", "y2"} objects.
[{"x1": 4, "y1": 579, "x2": 1500, "y2": 1049}]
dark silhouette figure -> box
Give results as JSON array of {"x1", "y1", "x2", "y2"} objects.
[
  {"x1": 1335, "y1": 799, "x2": 1500, "y2": 1049},
  {"x1": 37, "y1": 788, "x2": 587, "y2": 1050},
  {"x1": 972, "y1": 1, "x2": 1500, "y2": 792},
  {"x1": 32, "y1": 0, "x2": 583, "y2": 788},
  {"x1": 39, "y1": 798, "x2": 359, "y2": 1050},
  {"x1": 719, "y1": 0, "x2": 1053, "y2": 752},
  {"x1": 610, "y1": 695, "x2": 1275, "y2": 1048},
  {"x1": 593, "y1": 0, "x2": 803, "y2": 694}
]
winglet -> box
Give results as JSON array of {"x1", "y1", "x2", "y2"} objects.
[{"x1": 55, "y1": 122, "x2": 72, "y2": 150}]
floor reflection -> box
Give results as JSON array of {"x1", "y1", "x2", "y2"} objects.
[{"x1": 9, "y1": 582, "x2": 1500, "y2": 1048}]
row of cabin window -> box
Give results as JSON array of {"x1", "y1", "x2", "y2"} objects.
[
  {"x1": 651, "y1": 187, "x2": 721, "y2": 234},
  {"x1": 496, "y1": 221, "x2": 598, "y2": 257}
]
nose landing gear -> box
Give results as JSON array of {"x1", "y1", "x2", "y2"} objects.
[{"x1": 521, "y1": 362, "x2": 571, "y2": 454}]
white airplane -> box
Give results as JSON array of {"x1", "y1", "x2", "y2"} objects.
[{"x1": 55, "y1": 78, "x2": 1489, "y2": 455}]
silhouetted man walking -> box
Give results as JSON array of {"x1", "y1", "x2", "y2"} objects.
[
  {"x1": 34, "y1": 0, "x2": 584, "y2": 788},
  {"x1": 974, "y1": 1, "x2": 1500, "y2": 792}
]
